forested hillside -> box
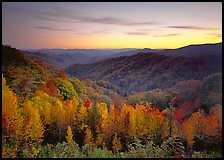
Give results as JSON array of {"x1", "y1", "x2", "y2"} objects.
[
  {"x1": 2, "y1": 45, "x2": 222, "y2": 158},
  {"x1": 66, "y1": 51, "x2": 222, "y2": 96}
]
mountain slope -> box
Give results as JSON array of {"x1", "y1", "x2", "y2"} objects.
[
  {"x1": 66, "y1": 52, "x2": 222, "y2": 96},
  {"x1": 23, "y1": 48, "x2": 138, "y2": 68},
  {"x1": 161, "y1": 42, "x2": 222, "y2": 57},
  {"x1": 2, "y1": 45, "x2": 49, "y2": 98},
  {"x1": 23, "y1": 43, "x2": 221, "y2": 69}
]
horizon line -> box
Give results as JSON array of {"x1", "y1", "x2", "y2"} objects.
[{"x1": 3, "y1": 41, "x2": 222, "y2": 51}]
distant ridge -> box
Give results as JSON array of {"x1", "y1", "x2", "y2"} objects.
[{"x1": 66, "y1": 49, "x2": 222, "y2": 96}]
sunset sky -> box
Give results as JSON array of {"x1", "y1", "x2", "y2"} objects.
[{"x1": 2, "y1": 2, "x2": 222, "y2": 49}]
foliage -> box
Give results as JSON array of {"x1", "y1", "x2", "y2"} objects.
[
  {"x1": 2, "y1": 74, "x2": 22, "y2": 137},
  {"x1": 66, "y1": 126, "x2": 74, "y2": 147},
  {"x1": 53, "y1": 77, "x2": 78, "y2": 100},
  {"x1": 2, "y1": 45, "x2": 49, "y2": 98},
  {"x1": 38, "y1": 79, "x2": 58, "y2": 98},
  {"x1": 88, "y1": 148, "x2": 114, "y2": 158},
  {"x1": 2, "y1": 68, "x2": 222, "y2": 158},
  {"x1": 112, "y1": 133, "x2": 122, "y2": 152}
]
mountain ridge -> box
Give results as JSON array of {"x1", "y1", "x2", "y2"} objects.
[{"x1": 66, "y1": 51, "x2": 222, "y2": 96}]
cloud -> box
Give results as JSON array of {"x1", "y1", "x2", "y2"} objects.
[
  {"x1": 30, "y1": 6, "x2": 160, "y2": 26},
  {"x1": 125, "y1": 31, "x2": 149, "y2": 36},
  {"x1": 33, "y1": 15, "x2": 75, "y2": 23},
  {"x1": 5, "y1": 4, "x2": 161, "y2": 26},
  {"x1": 79, "y1": 16, "x2": 158, "y2": 26},
  {"x1": 83, "y1": 16, "x2": 158, "y2": 26},
  {"x1": 34, "y1": 26, "x2": 74, "y2": 31},
  {"x1": 36, "y1": 14, "x2": 159, "y2": 26},
  {"x1": 154, "y1": 33, "x2": 180, "y2": 37},
  {"x1": 167, "y1": 25, "x2": 216, "y2": 30}
]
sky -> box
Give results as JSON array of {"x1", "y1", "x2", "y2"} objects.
[{"x1": 2, "y1": 2, "x2": 222, "y2": 49}]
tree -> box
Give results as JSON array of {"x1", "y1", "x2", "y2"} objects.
[
  {"x1": 66, "y1": 125, "x2": 74, "y2": 147},
  {"x1": 21, "y1": 100, "x2": 44, "y2": 144},
  {"x1": 97, "y1": 103, "x2": 108, "y2": 140},
  {"x1": 76, "y1": 104, "x2": 88, "y2": 132},
  {"x1": 84, "y1": 98, "x2": 92, "y2": 108},
  {"x1": 106, "y1": 105, "x2": 116, "y2": 139},
  {"x1": 54, "y1": 100, "x2": 66, "y2": 141},
  {"x1": 203, "y1": 104, "x2": 222, "y2": 142},
  {"x1": 128, "y1": 107, "x2": 136, "y2": 137},
  {"x1": 84, "y1": 127, "x2": 94, "y2": 152},
  {"x1": 38, "y1": 79, "x2": 58, "y2": 98},
  {"x1": 135, "y1": 104, "x2": 146, "y2": 137},
  {"x1": 183, "y1": 109, "x2": 205, "y2": 148},
  {"x1": 57, "y1": 70, "x2": 68, "y2": 79},
  {"x1": 2, "y1": 75, "x2": 22, "y2": 137},
  {"x1": 53, "y1": 77, "x2": 78, "y2": 101},
  {"x1": 30, "y1": 91, "x2": 54, "y2": 125},
  {"x1": 112, "y1": 133, "x2": 122, "y2": 152}
]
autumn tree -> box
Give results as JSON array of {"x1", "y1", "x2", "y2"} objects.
[
  {"x1": 66, "y1": 125, "x2": 74, "y2": 147},
  {"x1": 57, "y1": 70, "x2": 68, "y2": 79},
  {"x1": 183, "y1": 109, "x2": 205, "y2": 148},
  {"x1": 54, "y1": 100, "x2": 66, "y2": 141},
  {"x1": 2, "y1": 74, "x2": 23, "y2": 140},
  {"x1": 21, "y1": 100, "x2": 44, "y2": 144},
  {"x1": 128, "y1": 106, "x2": 136, "y2": 137},
  {"x1": 53, "y1": 77, "x2": 78, "y2": 100},
  {"x1": 145, "y1": 105, "x2": 169, "y2": 138},
  {"x1": 64, "y1": 97, "x2": 79, "y2": 126},
  {"x1": 76, "y1": 104, "x2": 88, "y2": 132},
  {"x1": 38, "y1": 79, "x2": 58, "y2": 98},
  {"x1": 84, "y1": 98, "x2": 92, "y2": 108},
  {"x1": 135, "y1": 104, "x2": 146, "y2": 137},
  {"x1": 97, "y1": 102, "x2": 109, "y2": 141},
  {"x1": 106, "y1": 105, "x2": 116, "y2": 139},
  {"x1": 83, "y1": 127, "x2": 94, "y2": 152},
  {"x1": 112, "y1": 133, "x2": 122, "y2": 153},
  {"x1": 117, "y1": 103, "x2": 131, "y2": 135},
  {"x1": 203, "y1": 104, "x2": 222, "y2": 142},
  {"x1": 30, "y1": 90, "x2": 55, "y2": 125}
]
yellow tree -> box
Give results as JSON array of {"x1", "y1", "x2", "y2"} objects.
[
  {"x1": 135, "y1": 104, "x2": 147, "y2": 137},
  {"x1": 183, "y1": 119, "x2": 195, "y2": 148},
  {"x1": 66, "y1": 125, "x2": 74, "y2": 147},
  {"x1": 76, "y1": 104, "x2": 88, "y2": 131},
  {"x1": 95, "y1": 133, "x2": 103, "y2": 147},
  {"x1": 203, "y1": 105, "x2": 222, "y2": 139},
  {"x1": 84, "y1": 127, "x2": 93, "y2": 144},
  {"x1": 30, "y1": 91, "x2": 54, "y2": 125},
  {"x1": 84, "y1": 127, "x2": 94, "y2": 151},
  {"x1": 64, "y1": 97, "x2": 79, "y2": 126},
  {"x1": 97, "y1": 102, "x2": 108, "y2": 140},
  {"x1": 183, "y1": 109, "x2": 205, "y2": 148},
  {"x1": 116, "y1": 103, "x2": 130, "y2": 134},
  {"x1": 128, "y1": 106, "x2": 136, "y2": 137},
  {"x1": 144, "y1": 106, "x2": 168, "y2": 138},
  {"x1": 21, "y1": 100, "x2": 44, "y2": 144},
  {"x1": 55, "y1": 100, "x2": 66, "y2": 141},
  {"x1": 2, "y1": 75, "x2": 22, "y2": 137},
  {"x1": 210, "y1": 104, "x2": 222, "y2": 143},
  {"x1": 106, "y1": 105, "x2": 116, "y2": 139}
]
